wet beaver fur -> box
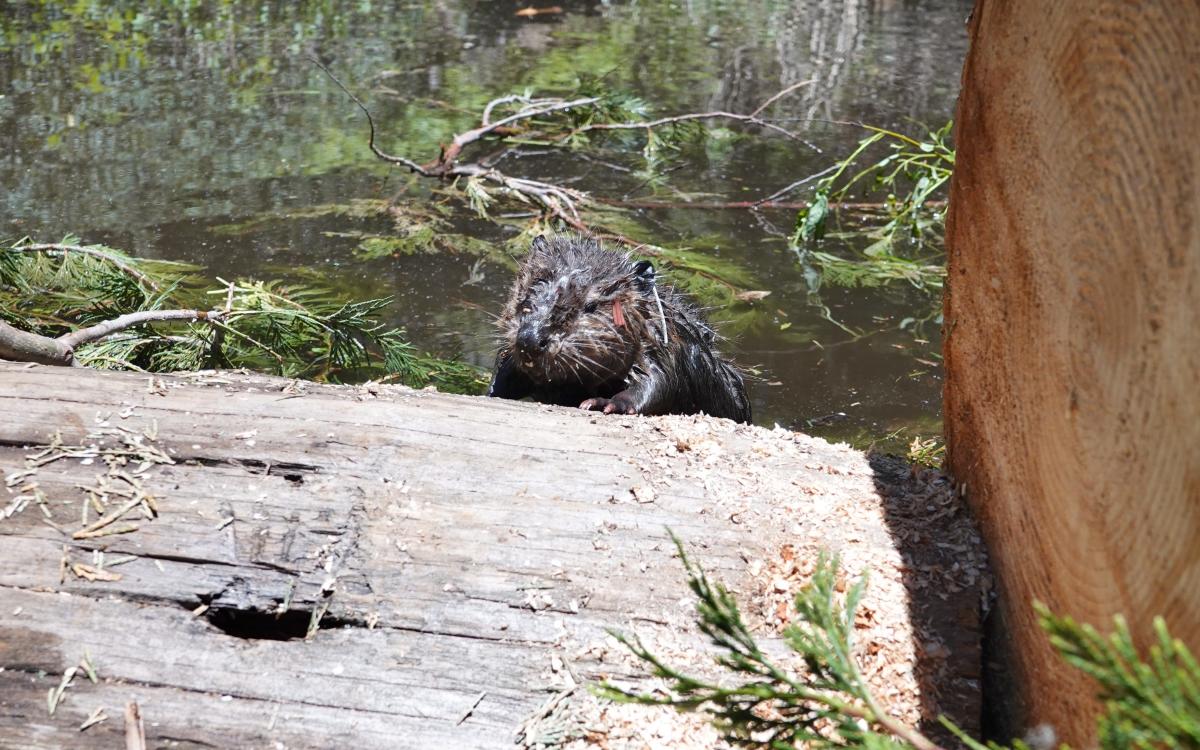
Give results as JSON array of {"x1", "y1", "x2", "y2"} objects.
[{"x1": 487, "y1": 234, "x2": 751, "y2": 423}]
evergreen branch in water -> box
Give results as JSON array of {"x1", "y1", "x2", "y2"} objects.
[
  {"x1": 0, "y1": 240, "x2": 486, "y2": 392},
  {"x1": 8, "y1": 240, "x2": 162, "y2": 292},
  {"x1": 600, "y1": 533, "x2": 1200, "y2": 750}
]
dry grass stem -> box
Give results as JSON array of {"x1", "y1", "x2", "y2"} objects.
[
  {"x1": 79, "y1": 707, "x2": 108, "y2": 732},
  {"x1": 46, "y1": 666, "x2": 78, "y2": 716}
]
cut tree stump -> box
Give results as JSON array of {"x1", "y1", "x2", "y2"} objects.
[
  {"x1": 945, "y1": 1, "x2": 1200, "y2": 743},
  {"x1": 0, "y1": 362, "x2": 987, "y2": 748}
]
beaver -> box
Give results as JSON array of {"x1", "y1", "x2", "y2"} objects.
[{"x1": 487, "y1": 234, "x2": 751, "y2": 423}]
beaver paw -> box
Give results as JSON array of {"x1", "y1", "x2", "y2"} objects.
[{"x1": 579, "y1": 395, "x2": 638, "y2": 415}]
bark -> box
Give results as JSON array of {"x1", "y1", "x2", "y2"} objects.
[{"x1": 0, "y1": 319, "x2": 74, "y2": 366}]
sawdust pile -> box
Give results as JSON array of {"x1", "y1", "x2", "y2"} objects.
[{"x1": 518, "y1": 414, "x2": 990, "y2": 750}]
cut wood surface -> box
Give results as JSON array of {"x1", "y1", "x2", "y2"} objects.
[
  {"x1": 0, "y1": 362, "x2": 986, "y2": 748},
  {"x1": 944, "y1": 1, "x2": 1200, "y2": 744}
]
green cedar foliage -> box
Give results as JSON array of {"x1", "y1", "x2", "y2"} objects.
[
  {"x1": 602, "y1": 534, "x2": 1200, "y2": 750},
  {"x1": 1, "y1": 238, "x2": 485, "y2": 392}
]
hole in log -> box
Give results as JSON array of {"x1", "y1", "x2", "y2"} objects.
[
  {"x1": 204, "y1": 606, "x2": 314, "y2": 641},
  {"x1": 192, "y1": 594, "x2": 357, "y2": 641}
]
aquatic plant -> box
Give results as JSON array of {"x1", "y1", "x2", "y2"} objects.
[{"x1": 791, "y1": 121, "x2": 953, "y2": 294}]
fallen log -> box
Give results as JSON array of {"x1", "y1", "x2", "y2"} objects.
[{"x1": 0, "y1": 362, "x2": 987, "y2": 748}]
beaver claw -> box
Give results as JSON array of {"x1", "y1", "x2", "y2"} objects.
[{"x1": 579, "y1": 395, "x2": 638, "y2": 415}]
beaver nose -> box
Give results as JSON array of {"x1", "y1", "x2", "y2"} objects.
[{"x1": 516, "y1": 326, "x2": 550, "y2": 356}]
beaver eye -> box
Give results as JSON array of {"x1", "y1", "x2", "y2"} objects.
[{"x1": 584, "y1": 301, "x2": 599, "y2": 314}]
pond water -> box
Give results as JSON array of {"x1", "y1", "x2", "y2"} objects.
[{"x1": 1, "y1": 0, "x2": 970, "y2": 446}]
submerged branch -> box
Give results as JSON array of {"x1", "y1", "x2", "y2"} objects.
[
  {"x1": 597, "y1": 196, "x2": 945, "y2": 212},
  {"x1": 315, "y1": 62, "x2": 826, "y2": 238},
  {"x1": 749, "y1": 79, "x2": 818, "y2": 118},
  {"x1": 573, "y1": 109, "x2": 820, "y2": 153}
]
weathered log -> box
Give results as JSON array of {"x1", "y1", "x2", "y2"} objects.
[
  {"x1": 0, "y1": 362, "x2": 986, "y2": 748},
  {"x1": 944, "y1": 1, "x2": 1200, "y2": 744}
]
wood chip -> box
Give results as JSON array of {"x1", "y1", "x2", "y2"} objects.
[
  {"x1": 72, "y1": 496, "x2": 143, "y2": 539},
  {"x1": 124, "y1": 701, "x2": 146, "y2": 750},
  {"x1": 70, "y1": 563, "x2": 123, "y2": 582}
]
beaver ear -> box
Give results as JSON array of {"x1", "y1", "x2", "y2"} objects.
[
  {"x1": 632, "y1": 260, "x2": 655, "y2": 281},
  {"x1": 530, "y1": 236, "x2": 552, "y2": 257}
]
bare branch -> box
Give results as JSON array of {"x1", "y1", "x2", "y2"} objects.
[
  {"x1": 482, "y1": 94, "x2": 532, "y2": 125},
  {"x1": 319, "y1": 69, "x2": 833, "y2": 237},
  {"x1": 309, "y1": 57, "x2": 430, "y2": 175},
  {"x1": 596, "y1": 195, "x2": 943, "y2": 212},
  {"x1": 3, "y1": 309, "x2": 229, "y2": 368},
  {"x1": 10, "y1": 243, "x2": 160, "y2": 291},
  {"x1": 437, "y1": 97, "x2": 600, "y2": 167},
  {"x1": 574, "y1": 110, "x2": 822, "y2": 153},
  {"x1": 450, "y1": 164, "x2": 590, "y2": 228},
  {"x1": 749, "y1": 77, "x2": 817, "y2": 118},
  {"x1": 570, "y1": 151, "x2": 635, "y2": 174},
  {"x1": 753, "y1": 163, "x2": 840, "y2": 206},
  {"x1": 58, "y1": 310, "x2": 226, "y2": 349},
  {"x1": 0, "y1": 319, "x2": 74, "y2": 366}
]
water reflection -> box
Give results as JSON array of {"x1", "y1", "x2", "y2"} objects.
[{"x1": 1, "y1": 0, "x2": 969, "y2": 442}]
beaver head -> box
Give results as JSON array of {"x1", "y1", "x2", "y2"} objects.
[{"x1": 500, "y1": 235, "x2": 658, "y2": 387}]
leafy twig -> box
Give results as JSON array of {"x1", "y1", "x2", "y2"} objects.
[
  {"x1": 600, "y1": 534, "x2": 946, "y2": 749},
  {"x1": 602, "y1": 535, "x2": 1200, "y2": 750}
]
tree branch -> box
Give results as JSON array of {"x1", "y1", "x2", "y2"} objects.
[
  {"x1": 571, "y1": 109, "x2": 821, "y2": 153},
  {"x1": 309, "y1": 56, "x2": 430, "y2": 175},
  {"x1": 313, "y1": 61, "x2": 826, "y2": 239},
  {"x1": 58, "y1": 309, "x2": 226, "y2": 349},
  {"x1": 596, "y1": 196, "x2": 945, "y2": 212},
  {"x1": 435, "y1": 96, "x2": 601, "y2": 169},
  {"x1": 0, "y1": 320, "x2": 74, "y2": 366},
  {"x1": 749, "y1": 78, "x2": 817, "y2": 118},
  {"x1": 754, "y1": 163, "x2": 840, "y2": 205},
  {"x1": 0, "y1": 310, "x2": 226, "y2": 368}
]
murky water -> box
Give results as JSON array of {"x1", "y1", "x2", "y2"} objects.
[{"x1": 1, "y1": 0, "x2": 970, "y2": 445}]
